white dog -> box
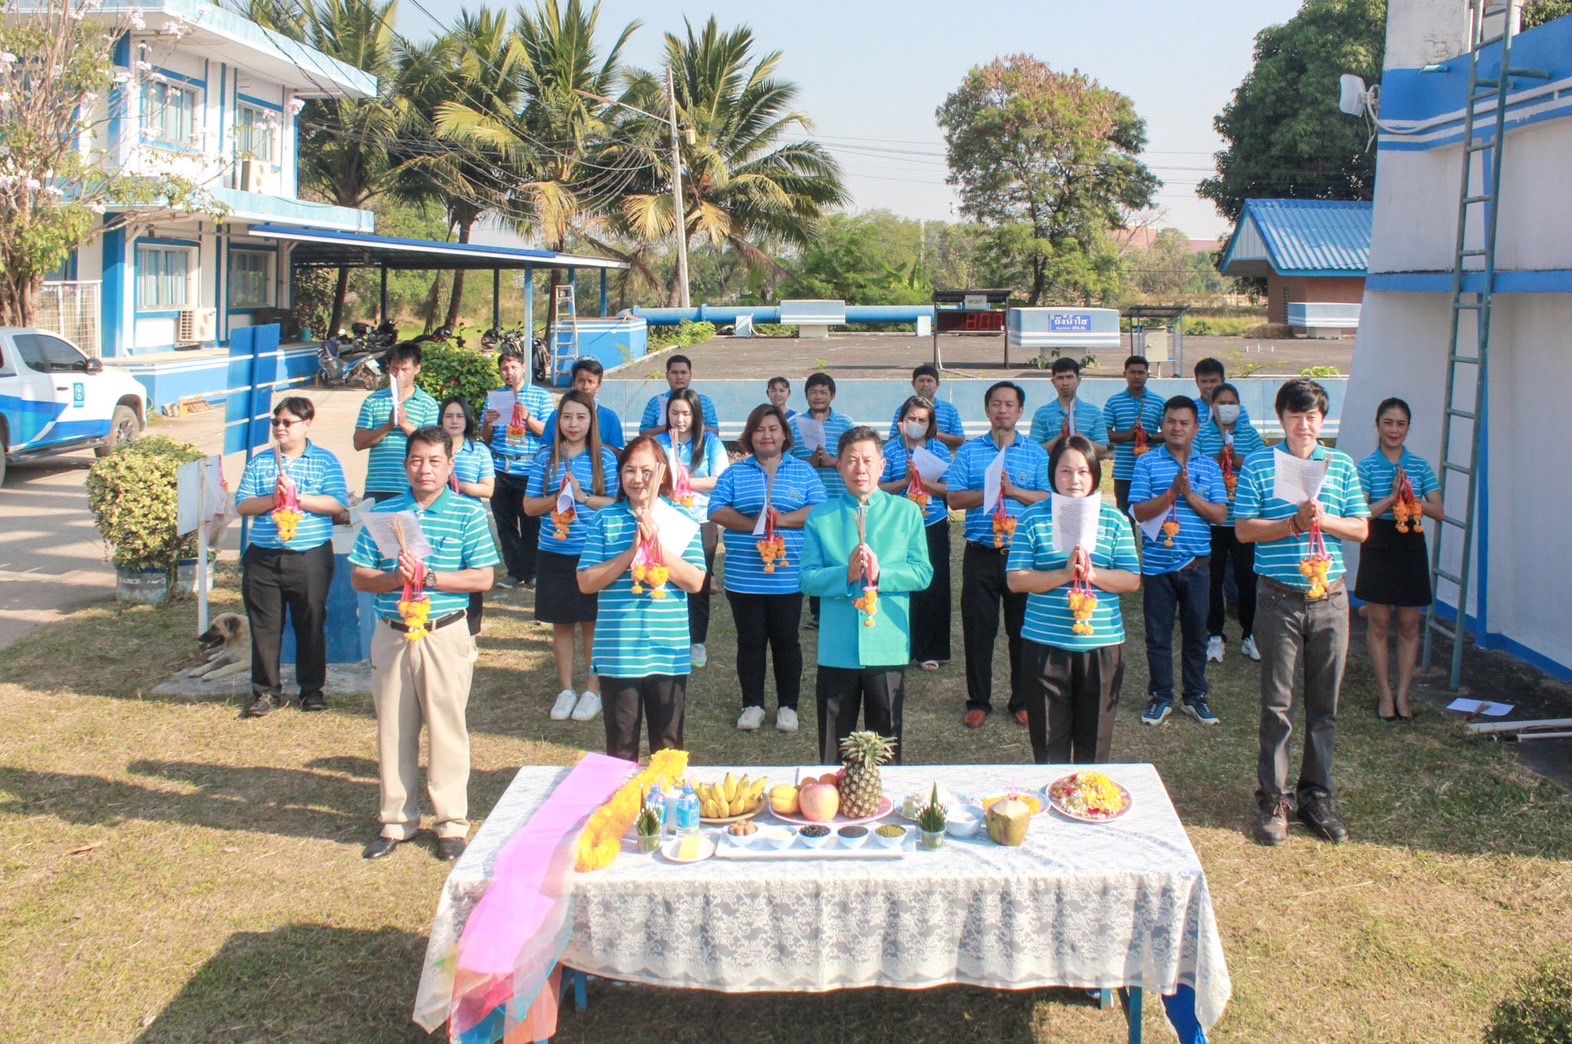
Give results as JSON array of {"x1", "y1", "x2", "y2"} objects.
[{"x1": 188, "y1": 613, "x2": 251, "y2": 681}]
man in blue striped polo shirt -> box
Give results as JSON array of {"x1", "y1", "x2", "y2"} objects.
[
  {"x1": 1191, "y1": 356, "x2": 1253, "y2": 428},
  {"x1": 235, "y1": 396, "x2": 350, "y2": 718},
  {"x1": 1102, "y1": 355, "x2": 1167, "y2": 512},
  {"x1": 947, "y1": 381, "x2": 1051, "y2": 729},
  {"x1": 639, "y1": 354, "x2": 720, "y2": 436},
  {"x1": 482, "y1": 347, "x2": 554, "y2": 589},
  {"x1": 886, "y1": 364, "x2": 967, "y2": 451},
  {"x1": 354, "y1": 343, "x2": 440, "y2": 502},
  {"x1": 1130, "y1": 396, "x2": 1229, "y2": 727},
  {"x1": 350, "y1": 427, "x2": 500, "y2": 863},
  {"x1": 542, "y1": 357, "x2": 626, "y2": 449},
  {"x1": 1235, "y1": 379, "x2": 1369, "y2": 848},
  {"x1": 1029, "y1": 356, "x2": 1110, "y2": 457}
]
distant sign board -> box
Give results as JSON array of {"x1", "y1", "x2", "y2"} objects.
[
  {"x1": 962, "y1": 294, "x2": 989, "y2": 311},
  {"x1": 1049, "y1": 313, "x2": 1093, "y2": 333}
]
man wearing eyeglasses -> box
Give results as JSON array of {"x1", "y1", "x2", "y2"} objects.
[{"x1": 235, "y1": 396, "x2": 351, "y2": 717}]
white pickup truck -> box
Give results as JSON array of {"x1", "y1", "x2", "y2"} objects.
[{"x1": 0, "y1": 328, "x2": 148, "y2": 487}]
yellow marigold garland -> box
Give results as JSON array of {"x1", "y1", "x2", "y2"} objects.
[{"x1": 574, "y1": 748, "x2": 689, "y2": 872}]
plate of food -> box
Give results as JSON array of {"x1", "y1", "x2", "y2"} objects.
[
  {"x1": 1044, "y1": 771, "x2": 1132, "y2": 823},
  {"x1": 894, "y1": 785, "x2": 967, "y2": 822},
  {"x1": 660, "y1": 835, "x2": 716, "y2": 864},
  {"x1": 693, "y1": 774, "x2": 769, "y2": 824},
  {"x1": 771, "y1": 796, "x2": 893, "y2": 828}
]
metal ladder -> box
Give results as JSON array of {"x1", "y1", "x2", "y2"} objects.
[
  {"x1": 551, "y1": 283, "x2": 580, "y2": 386},
  {"x1": 1422, "y1": 0, "x2": 1547, "y2": 687}
]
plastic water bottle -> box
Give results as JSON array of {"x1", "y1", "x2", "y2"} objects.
[
  {"x1": 664, "y1": 785, "x2": 682, "y2": 834},
  {"x1": 647, "y1": 785, "x2": 666, "y2": 833},
  {"x1": 676, "y1": 783, "x2": 701, "y2": 837}
]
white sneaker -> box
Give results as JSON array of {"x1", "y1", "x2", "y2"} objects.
[
  {"x1": 1206, "y1": 636, "x2": 1225, "y2": 663},
  {"x1": 571, "y1": 691, "x2": 602, "y2": 721},
  {"x1": 1240, "y1": 636, "x2": 1261, "y2": 662},
  {"x1": 550, "y1": 689, "x2": 578, "y2": 720},
  {"x1": 776, "y1": 707, "x2": 799, "y2": 733},
  {"x1": 690, "y1": 643, "x2": 708, "y2": 668},
  {"x1": 737, "y1": 706, "x2": 766, "y2": 731}
]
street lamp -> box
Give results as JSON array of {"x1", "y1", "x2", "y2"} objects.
[{"x1": 576, "y1": 70, "x2": 692, "y2": 309}]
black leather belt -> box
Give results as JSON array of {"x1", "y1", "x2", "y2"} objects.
[
  {"x1": 386, "y1": 610, "x2": 467, "y2": 633},
  {"x1": 1259, "y1": 575, "x2": 1346, "y2": 599},
  {"x1": 966, "y1": 541, "x2": 1010, "y2": 555}
]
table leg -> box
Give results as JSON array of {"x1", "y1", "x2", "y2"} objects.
[
  {"x1": 1121, "y1": 986, "x2": 1143, "y2": 1044},
  {"x1": 1096, "y1": 988, "x2": 1115, "y2": 1009}
]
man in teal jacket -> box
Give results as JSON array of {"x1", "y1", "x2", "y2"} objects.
[{"x1": 801, "y1": 426, "x2": 934, "y2": 764}]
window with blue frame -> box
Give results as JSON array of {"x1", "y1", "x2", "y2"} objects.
[
  {"x1": 141, "y1": 79, "x2": 198, "y2": 147},
  {"x1": 229, "y1": 250, "x2": 272, "y2": 308},
  {"x1": 137, "y1": 246, "x2": 194, "y2": 310},
  {"x1": 235, "y1": 104, "x2": 277, "y2": 165}
]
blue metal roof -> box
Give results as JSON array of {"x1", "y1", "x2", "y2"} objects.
[{"x1": 1219, "y1": 199, "x2": 1373, "y2": 277}]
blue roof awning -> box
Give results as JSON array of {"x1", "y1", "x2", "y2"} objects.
[
  {"x1": 247, "y1": 225, "x2": 629, "y2": 272},
  {"x1": 1219, "y1": 199, "x2": 1373, "y2": 278}
]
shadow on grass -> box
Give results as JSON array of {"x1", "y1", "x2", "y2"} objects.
[
  {"x1": 137, "y1": 924, "x2": 431, "y2": 1042},
  {"x1": 0, "y1": 760, "x2": 527, "y2": 845}
]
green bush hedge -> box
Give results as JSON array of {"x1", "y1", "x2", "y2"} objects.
[
  {"x1": 649, "y1": 320, "x2": 717, "y2": 352},
  {"x1": 86, "y1": 436, "x2": 206, "y2": 572},
  {"x1": 415, "y1": 344, "x2": 503, "y2": 417},
  {"x1": 1486, "y1": 950, "x2": 1572, "y2": 1044}
]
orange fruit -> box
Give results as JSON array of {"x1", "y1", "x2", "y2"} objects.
[{"x1": 818, "y1": 772, "x2": 839, "y2": 786}]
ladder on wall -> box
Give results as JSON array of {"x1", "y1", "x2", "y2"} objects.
[
  {"x1": 551, "y1": 283, "x2": 580, "y2": 387},
  {"x1": 1422, "y1": 0, "x2": 1548, "y2": 687}
]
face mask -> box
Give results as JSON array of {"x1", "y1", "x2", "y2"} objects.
[
  {"x1": 902, "y1": 421, "x2": 928, "y2": 441},
  {"x1": 1214, "y1": 404, "x2": 1241, "y2": 425}
]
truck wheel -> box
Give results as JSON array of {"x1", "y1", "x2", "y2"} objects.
[
  {"x1": 0, "y1": 435, "x2": 8, "y2": 488},
  {"x1": 96, "y1": 404, "x2": 142, "y2": 457}
]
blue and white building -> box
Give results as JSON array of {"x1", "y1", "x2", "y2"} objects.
[{"x1": 1219, "y1": 198, "x2": 1372, "y2": 338}]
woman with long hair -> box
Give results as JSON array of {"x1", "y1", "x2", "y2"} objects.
[
  {"x1": 440, "y1": 396, "x2": 496, "y2": 650},
  {"x1": 524, "y1": 390, "x2": 620, "y2": 722},
  {"x1": 878, "y1": 395, "x2": 952, "y2": 671},
  {"x1": 656, "y1": 389, "x2": 729, "y2": 668},
  {"x1": 1355, "y1": 397, "x2": 1444, "y2": 721},
  {"x1": 708, "y1": 404, "x2": 828, "y2": 733},
  {"x1": 577, "y1": 437, "x2": 708, "y2": 759}
]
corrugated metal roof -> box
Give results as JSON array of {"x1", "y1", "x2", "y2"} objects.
[{"x1": 1220, "y1": 198, "x2": 1373, "y2": 277}]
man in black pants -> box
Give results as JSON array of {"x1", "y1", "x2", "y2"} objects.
[
  {"x1": 481, "y1": 348, "x2": 554, "y2": 587},
  {"x1": 234, "y1": 397, "x2": 350, "y2": 717},
  {"x1": 945, "y1": 382, "x2": 1051, "y2": 729}
]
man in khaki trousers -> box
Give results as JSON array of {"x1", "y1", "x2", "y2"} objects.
[{"x1": 350, "y1": 427, "x2": 500, "y2": 861}]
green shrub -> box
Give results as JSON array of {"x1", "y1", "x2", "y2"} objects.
[
  {"x1": 415, "y1": 343, "x2": 503, "y2": 417},
  {"x1": 86, "y1": 436, "x2": 206, "y2": 572},
  {"x1": 1485, "y1": 950, "x2": 1572, "y2": 1044},
  {"x1": 1300, "y1": 365, "x2": 1342, "y2": 378},
  {"x1": 750, "y1": 323, "x2": 799, "y2": 338},
  {"x1": 648, "y1": 320, "x2": 717, "y2": 352}
]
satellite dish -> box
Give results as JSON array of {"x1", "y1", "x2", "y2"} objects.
[{"x1": 1339, "y1": 74, "x2": 1368, "y2": 117}]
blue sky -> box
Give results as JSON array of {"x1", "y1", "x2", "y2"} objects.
[{"x1": 402, "y1": 0, "x2": 1308, "y2": 239}]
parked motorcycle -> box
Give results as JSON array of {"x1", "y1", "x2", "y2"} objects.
[{"x1": 316, "y1": 324, "x2": 391, "y2": 390}]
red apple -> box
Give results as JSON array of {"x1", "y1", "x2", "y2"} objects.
[{"x1": 798, "y1": 781, "x2": 841, "y2": 822}]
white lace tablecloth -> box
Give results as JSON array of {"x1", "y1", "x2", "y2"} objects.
[{"x1": 414, "y1": 763, "x2": 1231, "y2": 1031}]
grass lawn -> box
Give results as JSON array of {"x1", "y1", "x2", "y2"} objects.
[{"x1": 1, "y1": 530, "x2": 1570, "y2": 1043}]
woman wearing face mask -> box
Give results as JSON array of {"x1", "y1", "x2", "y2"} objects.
[
  {"x1": 1195, "y1": 383, "x2": 1267, "y2": 663},
  {"x1": 656, "y1": 390, "x2": 729, "y2": 668},
  {"x1": 878, "y1": 395, "x2": 953, "y2": 671},
  {"x1": 1355, "y1": 398, "x2": 1444, "y2": 722},
  {"x1": 441, "y1": 396, "x2": 496, "y2": 651},
  {"x1": 1006, "y1": 435, "x2": 1141, "y2": 764},
  {"x1": 577, "y1": 437, "x2": 708, "y2": 760}
]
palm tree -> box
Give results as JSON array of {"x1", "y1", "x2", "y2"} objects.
[
  {"x1": 618, "y1": 18, "x2": 848, "y2": 305},
  {"x1": 432, "y1": 0, "x2": 640, "y2": 329}
]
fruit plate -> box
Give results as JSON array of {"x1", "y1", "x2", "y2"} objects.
[
  {"x1": 1043, "y1": 774, "x2": 1133, "y2": 823},
  {"x1": 660, "y1": 836, "x2": 716, "y2": 864},
  {"x1": 699, "y1": 804, "x2": 765, "y2": 826},
  {"x1": 770, "y1": 796, "x2": 893, "y2": 828}
]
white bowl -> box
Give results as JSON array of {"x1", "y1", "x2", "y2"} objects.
[
  {"x1": 726, "y1": 827, "x2": 760, "y2": 848},
  {"x1": 946, "y1": 804, "x2": 985, "y2": 838},
  {"x1": 836, "y1": 825, "x2": 871, "y2": 849},
  {"x1": 757, "y1": 826, "x2": 794, "y2": 851},
  {"x1": 796, "y1": 826, "x2": 832, "y2": 849},
  {"x1": 871, "y1": 825, "x2": 908, "y2": 849}
]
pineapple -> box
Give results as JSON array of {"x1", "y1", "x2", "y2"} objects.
[{"x1": 838, "y1": 730, "x2": 897, "y2": 818}]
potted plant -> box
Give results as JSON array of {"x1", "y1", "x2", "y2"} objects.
[
  {"x1": 917, "y1": 783, "x2": 948, "y2": 851},
  {"x1": 86, "y1": 436, "x2": 206, "y2": 605}
]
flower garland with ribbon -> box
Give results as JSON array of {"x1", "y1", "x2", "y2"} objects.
[
  {"x1": 851, "y1": 499, "x2": 878, "y2": 627},
  {"x1": 1067, "y1": 547, "x2": 1099, "y2": 635},
  {"x1": 904, "y1": 468, "x2": 930, "y2": 511},
  {"x1": 1160, "y1": 498, "x2": 1181, "y2": 547},
  {"x1": 670, "y1": 451, "x2": 696, "y2": 509},
  {"x1": 630, "y1": 462, "x2": 671, "y2": 599},
  {"x1": 1299, "y1": 516, "x2": 1333, "y2": 600},
  {"x1": 755, "y1": 467, "x2": 785, "y2": 572},
  {"x1": 1393, "y1": 474, "x2": 1424, "y2": 533},
  {"x1": 270, "y1": 448, "x2": 304, "y2": 543},
  {"x1": 551, "y1": 474, "x2": 576, "y2": 540},
  {"x1": 507, "y1": 399, "x2": 528, "y2": 440},
  {"x1": 1219, "y1": 439, "x2": 1238, "y2": 500},
  {"x1": 992, "y1": 493, "x2": 1017, "y2": 548},
  {"x1": 393, "y1": 518, "x2": 432, "y2": 640},
  {"x1": 574, "y1": 748, "x2": 689, "y2": 872},
  {"x1": 1133, "y1": 421, "x2": 1151, "y2": 457}
]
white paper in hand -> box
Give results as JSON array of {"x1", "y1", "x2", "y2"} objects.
[
  {"x1": 555, "y1": 480, "x2": 576, "y2": 516},
  {"x1": 1272, "y1": 449, "x2": 1328, "y2": 505},
  {"x1": 652, "y1": 498, "x2": 701, "y2": 559},
  {"x1": 1065, "y1": 401, "x2": 1078, "y2": 437},
  {"x1": 911, "y1": 446, "x2": 950, "y2": 483},
  {"x1": 1135, "y1": 508, "x2": 1167, "y2": 543},
  {"x1": 1051, "y1": 492, "x2": 1102, "y2": 555},
  {"x1": 796, "y1": 416, "x2": 826, "y2": 453},
  {"x1": 364, "y1": 510, "x2": 434, "y2": 561},
  {"x1": 485, "y1": 388, "x2": 516, "y2": 421},
  {"x1": 390, "y1": 374, "x2": 401, "y2": 426},
  {"x1": 751, "y1": 508, "x2": 768, "y2": 536},
  {"x1": 981, "y1": 448, "x2": 1007, "y2": 514}
]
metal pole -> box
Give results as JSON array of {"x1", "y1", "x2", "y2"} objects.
[
  {"x1": 379, "y1": 265, "x2": 388, "y2": 323},
  {"x1": 667, "y1": 67, "x2": 691, "y2": 309},
  {"x1": 493, "y1": 268, "x2": 501, "y2": 333},
  {"x1": 523, "y1": 265, "x2": 534, "y2": 345},
  {"x1": 600, "y1": 269, "x2": 608, "y2": 316}
]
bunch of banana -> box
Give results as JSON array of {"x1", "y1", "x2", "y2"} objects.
[{"x1": 696, "y1": 772, "x2": 769, "y2": 819}]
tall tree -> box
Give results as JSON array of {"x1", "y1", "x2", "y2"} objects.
[
  {"x1": 937, "y1": 55, "x2": 1158, "y2": 305},
  {"x1": 1199, "y1": 0, "x2": 1385, "y2": 225},
  {"x1": 618, "y1": 18, "x2": 847, "y2": 305}
]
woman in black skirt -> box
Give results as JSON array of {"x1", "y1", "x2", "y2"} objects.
[{"x1": 1355, "y1": 397, "x2": 1444, "y2": 721}]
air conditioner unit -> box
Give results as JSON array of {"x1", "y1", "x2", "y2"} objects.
[
  {"x1": 239, "y1": 160, "x2": 269, "y2": 194},
  {"x1": 176, "y1": 308, "x2": 197, "y2": 344},
  {"x1": 175, "y1": 308, "x2": 217, "y2": 345}
]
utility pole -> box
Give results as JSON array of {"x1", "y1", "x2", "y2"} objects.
[{"x1": 667, "y1": 67, "x2": 691, "y2": 309}]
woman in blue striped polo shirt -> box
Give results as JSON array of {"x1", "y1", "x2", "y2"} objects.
[
  {"x1": 709, "y1": 403, "x2": 828, "y2": 733},
  {"x1": 578, "y1": 437, "x2": 708, "y2": 761},
  {"x1": 879, "y1": 395, "x2": 953, "y2": 671},
  {"x1": 656, "y1": 389, "x2": 729, "y2": 668},
  {"x1": 1355, "y1": 397, "x2": 1444, "y2": 722},
  {"x1": 1195, "y1": 382, "x2": 1267, "y2": 663},
  {"x1": 441, "y1": 396, "x2": 495, "y2": 649},
  {"x1": 524, "y1": 391, "x2": 621, "y2": 723},
  {"x1": 1007, "y1": 436, "x2": 1141, "y2": 764}
]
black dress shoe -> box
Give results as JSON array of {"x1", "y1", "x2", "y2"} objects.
[
  {"x1": 242, "y1": 694, "x2": 280, "y2": 718},
  {"x1": 300, "y1": 692, "x2": 327, "y2": 712},
  {"x1": 363, "y1": 836, "x2": 401, "y2": 860},
  {"x1": 436, "y1": 837, "x2": 467, "y2": 861}
]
